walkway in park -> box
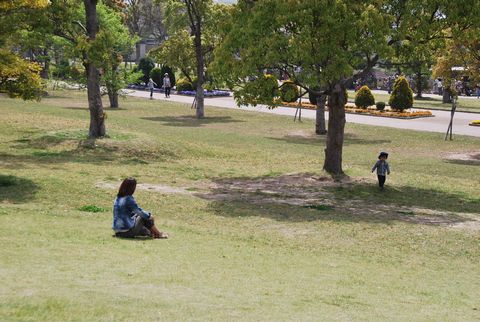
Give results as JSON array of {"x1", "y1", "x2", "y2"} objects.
[{"x1": 128, "y1": 90, "x2": 480, "y2": 138}]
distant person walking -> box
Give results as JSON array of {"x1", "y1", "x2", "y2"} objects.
[
  {"x1": 163, "y1": 73, "x2": 171, "y2": 98},
  {"x1": 476, "y1": 85, "x2": 480, "y2": 99},
  {"x1": 112, "y1": 177, "x2": 168, "y2": 239},
  {"x1": 147, "y1": 78, "x2": 157, "y2": 99},
  {"x1": 372, "y1": 151, "x2": 391, "y2": 190}
]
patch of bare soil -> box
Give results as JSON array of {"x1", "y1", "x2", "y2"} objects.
[
  {"x1": 444, "y1": 152, "x2": 480, "y2": 163},
  {"x1": 95, "y1": 182, "x2": 191, "y2": 195},
  {"x1": 194, "y1": 172, "x2": 340, "y2": 206},
  {"x1": 194, "y1": 172, "x2": 479, "y2": 229},
  {"x1": 286, "y1": 130, "x2": 317, "y2": 139}
]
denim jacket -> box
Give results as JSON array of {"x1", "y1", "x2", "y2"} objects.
[
  {"x1": 372, "y1": 160, "x2": 391, "y2": 176},
  {"x1": 112, "y1": 195, "x2": 151, "y2": 232}
]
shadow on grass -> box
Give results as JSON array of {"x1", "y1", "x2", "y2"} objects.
[
  {"x1": 2, "y1": 136, "x2": 176, "y2": 167},
  {"x1": 414, "y1": 96, "x2": 438, "y2": 102},
  {"x1": 443, "y1": 159, "x2": 480, "y2": 166},
  {"x1": 0, "y1": 175, "x2": 38, "y2": 203},
  {"x1": 269, "y1": 133, "x2": 390, "y2": 146},
  {"x1": 141, "y1": 115, "x2": 245, "y2": 127},
  {"x1": 196, "y1": 173, "x2": 479, "y2": 226}
]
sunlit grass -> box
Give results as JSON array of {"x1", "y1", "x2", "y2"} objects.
[{"x1": 0, "y1": 90, "x2": 479, "y2": 321}]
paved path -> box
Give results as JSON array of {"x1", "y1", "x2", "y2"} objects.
[{"x1": 128, "y1": 90, "x2": 480, "y2": 138}]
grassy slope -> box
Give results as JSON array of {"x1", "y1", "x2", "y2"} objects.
[
  {"x1": 347, "y1": 90, "x2": 480, "y2": 113},
  {"x1": 0, "y1": 91, "x2": 479, "y2": 321}
]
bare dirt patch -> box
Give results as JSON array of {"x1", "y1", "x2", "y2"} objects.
[
  {"x1": 194, "y1": 173, "x2": 479, "y2": 229},
  {"x1": 444, "y1": 152, "x2": 480, "y2": 163}
]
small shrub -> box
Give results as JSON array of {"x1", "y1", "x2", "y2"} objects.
[
  {"x1": 280, "y1": 80, "x2": 299, "y2": 102},
  {"x1": 354, "y1": 85, "x2": 375, "y2": 109},
  {"x1": 176, "y1": 78, "x2": 193, "y2": 91},
  {"x1": 376, "y1": 101, "x2": 386, "y2": 111},
  {"x1": 79, "y1": 205, "x2": 106, "y2": 213},
  {"x1": 388, "y1": 76, "x2": 413, "y2": 111},
  {"x1": 233, "y1": 74, "x2": 279, "y2": 107}
]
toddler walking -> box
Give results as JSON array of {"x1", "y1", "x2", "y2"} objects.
[{"x1": 372, "y1": 151, "x2": 390, "y2": 190}]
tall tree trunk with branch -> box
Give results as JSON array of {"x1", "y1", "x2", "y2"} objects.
[
  {"x1": 84, "y1": 0, "x2": 106, "y2": 138},
  {"x1": 415, "y1": 68, "x2": 423, "y2": 99},
  {"x1": 323, "y1": 83, "x2": 346, "y2": 175},
  {"x1": 184, "y1": 0, "x2": 205, "y2": 118},
  {"x1": 193, "y1": 21, "x2": 205, "y2": 118}
]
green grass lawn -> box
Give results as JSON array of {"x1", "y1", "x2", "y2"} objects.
[
  {"x1": 1, "y1": 91, "x2": 479, "y2": 321},
  {"x1": 347, "y1": 90, "x2": 480, "y2": 113}
]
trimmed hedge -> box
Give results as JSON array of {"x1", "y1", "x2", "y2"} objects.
[
  {"x1": 376, "y1": 101, "x2": 386, "y2": 111},
  {"x1": 389, "y1": 76, "x2": 413, "y2": 111},
  {"x1": 176, "y1": 78, "x2": 193, "y2": 91},
  {"x1": 355, "y1": 85, "x2": 375, "y2": 109}
]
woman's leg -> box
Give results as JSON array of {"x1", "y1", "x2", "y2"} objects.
[{"x1": 142, "y1": 217, "x2": 168, "y2": 238}]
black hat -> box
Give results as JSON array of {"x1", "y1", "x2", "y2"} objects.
[{"x1": 378, "y1": 151, "x2": 389, "y2": 159}]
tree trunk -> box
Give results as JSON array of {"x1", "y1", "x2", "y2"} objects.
[
  {"x1": 193, "y1": 25, "x2": 205, "y2": 119},
  {"x1": 415, "y1": 70, "x2": 422, "y2": 99},
  {"x1": 315, "y1": 94, "x2": 327, "y2": 135},
  {"x1": 442, "y1": 88, "x2": 452, "y2": 103},
  {"x1": 40, "y1": 48, "x2": 50, "y2": 79},
  {"x1": 84, "y1": 0, "x2": 105, "y2": 138},
  {"x1": 107, "y1": 86, "x2": 119, "y2": 108},
  {"x1": 323, "y1": 83, "x2": 346, "y2": 176}
]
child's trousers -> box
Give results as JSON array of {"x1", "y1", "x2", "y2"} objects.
[{"x1": 378, "y1": 175, "x2": 386, "y2": 188}]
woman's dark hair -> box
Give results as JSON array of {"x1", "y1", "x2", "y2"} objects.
[{"x1": 117, "y1": 177, "x2": 137, "y2": 197}]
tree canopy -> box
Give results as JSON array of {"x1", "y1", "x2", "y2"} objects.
[
  {"x1": 212, "y1": 0, "x2": 391, "y2": 174},
  {"x1": 0, "y1": 0, "x2": 48, "y2": 99}
]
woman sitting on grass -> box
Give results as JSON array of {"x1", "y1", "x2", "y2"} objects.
[{"x1": 112, "y1": 177, "x2": 168, "y2": 239}]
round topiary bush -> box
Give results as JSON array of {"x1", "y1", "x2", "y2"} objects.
[
  {"x1": 176, "y1": 78, "x2": 193, "y2": 91},
  {"x1": 388, "y1": 76, "x2": 413, "y2": 111},
  {"x1": 354, "y1": 85, "x2": 375, "y2": 109},
  {"x1": 280, "y1": 80, "x2": 299, "y2": 102},
  {"x1": 376, "y1": 101, "x2": 386, "y2": 111}
]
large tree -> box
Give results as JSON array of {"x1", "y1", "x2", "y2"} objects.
[
  {"x1": 83, "y1": 0, "x2": 106, "y2": 138},
  {"x1": 160, "y1": 0, "x2": 229, "y2": 118},
  {"x1": 433, "y1": 2, "x2": 480, "y2": 90},
  {"x1": 384, "y1": 0, "x2": 479, "y2": 99},
  {"x1": 91, "y1": 5, "x2": 139, "y2": 108},
  {"x1": 212, "y1": 0, "x2": 390, "y2": 175},
  {"x1": 124, "y1": 0, "x2": 167, "y2": 42}
]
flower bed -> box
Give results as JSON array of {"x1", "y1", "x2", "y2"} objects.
[
  {"x1": 469, "y1": 120, "x2": 480, "y2": 127},
  {"x1": 177, "y1": 90, "x2": 230, "y2": 97},
  {"x1": 281, "y1": 102, "x2": 433, "y2": 119}
]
